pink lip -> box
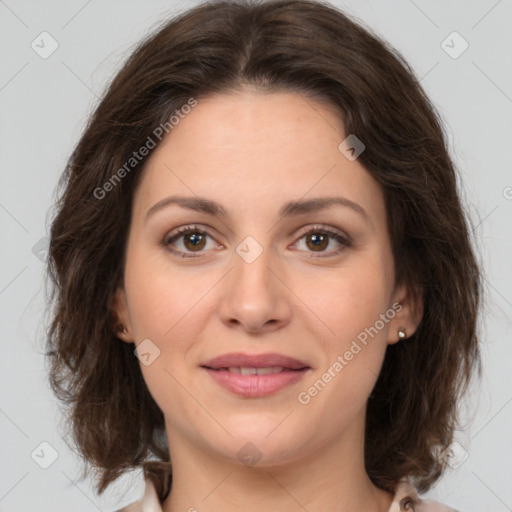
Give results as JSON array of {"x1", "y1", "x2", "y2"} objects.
[
  {"x1": 202, "y1": 352, "x2": 309, "y2": 370},
  {"x1": 203, "y1": 368, "x2": 310, "y2": 398},
  {"x1": 201, "y1": 352, "x2": 311, "y2": 398}
]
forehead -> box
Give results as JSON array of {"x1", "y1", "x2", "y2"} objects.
[
  {"x1": 151, "y1": 90, "x2": 346, "y2": 162},
  {"x1": 133, "y1": 91, "x2": 386, "y2": 226}
]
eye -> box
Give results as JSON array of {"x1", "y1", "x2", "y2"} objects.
[
  {"x1": 162, "y1": 224, "x2": 351, "y2": 259},
  {"x1": 162, "y1": 225, "x2": 222, "y2": 258},
  {"x1": 293, "y1": 225, "x2": 351, "y2": 257}
]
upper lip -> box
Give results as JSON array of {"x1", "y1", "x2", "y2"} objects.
[{"x1": 201, "y1": 352, "x2": 310, "y2": 370}]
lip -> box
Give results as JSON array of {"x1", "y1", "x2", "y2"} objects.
[
  {"x1": 201, "y1": 352, "x2": 311, "y2": 398},
  {"x1": 201, "y1": 352, "x2": 309, "y2": 370}
]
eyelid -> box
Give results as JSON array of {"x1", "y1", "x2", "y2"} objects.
[
  {"x1": 162, "y1": 223, "x2": 351, "y2": 258},
  {"x1": 292, "y1": 224, "x2": 351, "y2": 258},
  {"x1": 162, "y1": 224, "x2": 222, "y2": 259},
  {"x1": 295, "y1": 223, "x2": 351, "y2": 244}
]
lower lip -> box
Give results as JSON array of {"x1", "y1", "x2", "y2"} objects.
[{"x1": 203, "y1": 368, "x2": 309, "y2": 398}]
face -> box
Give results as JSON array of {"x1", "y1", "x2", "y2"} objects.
[{"x1": 113, "y1": 90, "x2": 420, "y2": 468}]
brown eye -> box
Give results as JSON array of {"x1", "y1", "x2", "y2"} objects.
[
  {"x1": 305, "y1": 232, "x2": 329, "y2": 251},
  {"x1": 295, "y1": 226, "x2": 351, "y2": 257},
  {"x1": 163, "y1": 225, "x2": 219, "y2": 258},
  {"x1": 182, "y1": 232, "x2": 206, "y2": 251}
]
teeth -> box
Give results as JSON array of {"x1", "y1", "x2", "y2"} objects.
[{"x1": 228, "y1": 367, "x2": 284, "y2": 375}]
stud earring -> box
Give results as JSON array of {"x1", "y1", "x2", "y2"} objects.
[
  {"x1": 397, "y1": 328, "x2": 407, "y2": 340},
  {"x1": 116, "y1": 324, "x2": 127, "y2": 334}
]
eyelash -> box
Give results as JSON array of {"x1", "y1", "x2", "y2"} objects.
[{"x1": 162, "y1": 224, "x2": 351, "y2": 259}]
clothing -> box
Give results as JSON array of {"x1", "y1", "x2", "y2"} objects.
[{"x1": 116, "y1": 477, "x2": 459, "y2": 511}]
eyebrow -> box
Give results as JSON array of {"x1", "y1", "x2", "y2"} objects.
[{"x1": 145, "y1": 195, "x2": 369, "y2": 222}]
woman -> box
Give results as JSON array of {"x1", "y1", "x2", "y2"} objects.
[{"x1": 46, "y1": 1, "x2": 481, "y2": 511}]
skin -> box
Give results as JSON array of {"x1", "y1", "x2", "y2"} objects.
[{"x1": 112, "y1": 90, "x2": 422, "y2": 512}]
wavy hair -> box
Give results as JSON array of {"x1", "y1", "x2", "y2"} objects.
[{"x1": 46, "y1": 0, "x2": 481, "y2": 502}]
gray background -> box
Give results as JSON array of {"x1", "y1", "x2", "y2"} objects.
[{"x1": 1, "y1": 0, "x2": 511, "y2": 511}]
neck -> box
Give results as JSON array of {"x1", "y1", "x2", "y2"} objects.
[{"x1": 161, "y1": 409, "x2": 393, "y2": 512}]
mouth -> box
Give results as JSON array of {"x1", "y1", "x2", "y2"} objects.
[
  {"x1": 204, "y1": 366, "x2": 306, "y2": 375},
  {"x1": 200, "y1": 352, "x2": 311, "y2": 398}
]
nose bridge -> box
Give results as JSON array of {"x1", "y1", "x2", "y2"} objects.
[
  {"x1": 231, "y1": 234, "x2": 277, "y2": 300},
  {"x1": 217, "y1": 233, "x2": 290, "y2": 331}
]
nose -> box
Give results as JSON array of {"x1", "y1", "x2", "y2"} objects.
[{"x1": 217, "y1": 241, "x2": 292, "y2": 334}]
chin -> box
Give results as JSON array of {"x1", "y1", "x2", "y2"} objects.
[{"x1": 205, "y1": 426, "x2": 308, "y2": 467}]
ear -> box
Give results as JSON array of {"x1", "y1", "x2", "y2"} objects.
[
  {"x1": 387, "y1": 282, "x2": 423, "y2": 345},
  {"x1": 110, "y1": 286, "x2": 134, "y2": 343}
]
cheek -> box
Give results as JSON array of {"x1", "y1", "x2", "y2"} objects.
[
  {"x1": 125, "y1": 262, "x2": 208, "y2": 419},
  {"x1": 124, "y1": 246, "x2": 215, "y2": 341},
  {"x1": 296, "y1": 261, "x2": 392, "y2": 403},
  {"x1": 125, "y1": 240, "x2": 393, "y2": 353},
  {"x1": 303, "y1": 263, "x2": 392, "y2": 345}
]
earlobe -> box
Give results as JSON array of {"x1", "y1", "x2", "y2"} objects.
[
  {"x1": 388, "y1": 283, "x2": 423, "y2": 345},
  {"x1": 110, "y1": 287, "x2": 133, "y2": 343},
  {"x1": 115, "y1": 323, "x2": 128, "y2": 335},
  {"x1": 397, "y1": 327, "x2": 407, "y2": 340}
]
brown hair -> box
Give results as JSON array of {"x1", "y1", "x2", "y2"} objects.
[{"x1": 46, "y1": 0, "x2": 481, "y2": 502}]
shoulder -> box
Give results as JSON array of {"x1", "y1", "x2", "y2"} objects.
[
  {"x1": 116, "y1": 478, "x2": 162, "y2": 512},
  {"x1": 118, "y1": 477, "x2": 460, "y2": 512},
  {"x1": 116, "y1": 500, "x2": 143, "y2": 512},
  {"x1": 388, "y1": 478, "x2": 460, "y2": 512}
]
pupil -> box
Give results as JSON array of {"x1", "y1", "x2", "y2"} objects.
[
  {"x1": 186, "y1": 233, "x2": 204, "y2": 250},
  {"x1": 309, "y1": 233, "x2": 327, "y2": 250}
]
